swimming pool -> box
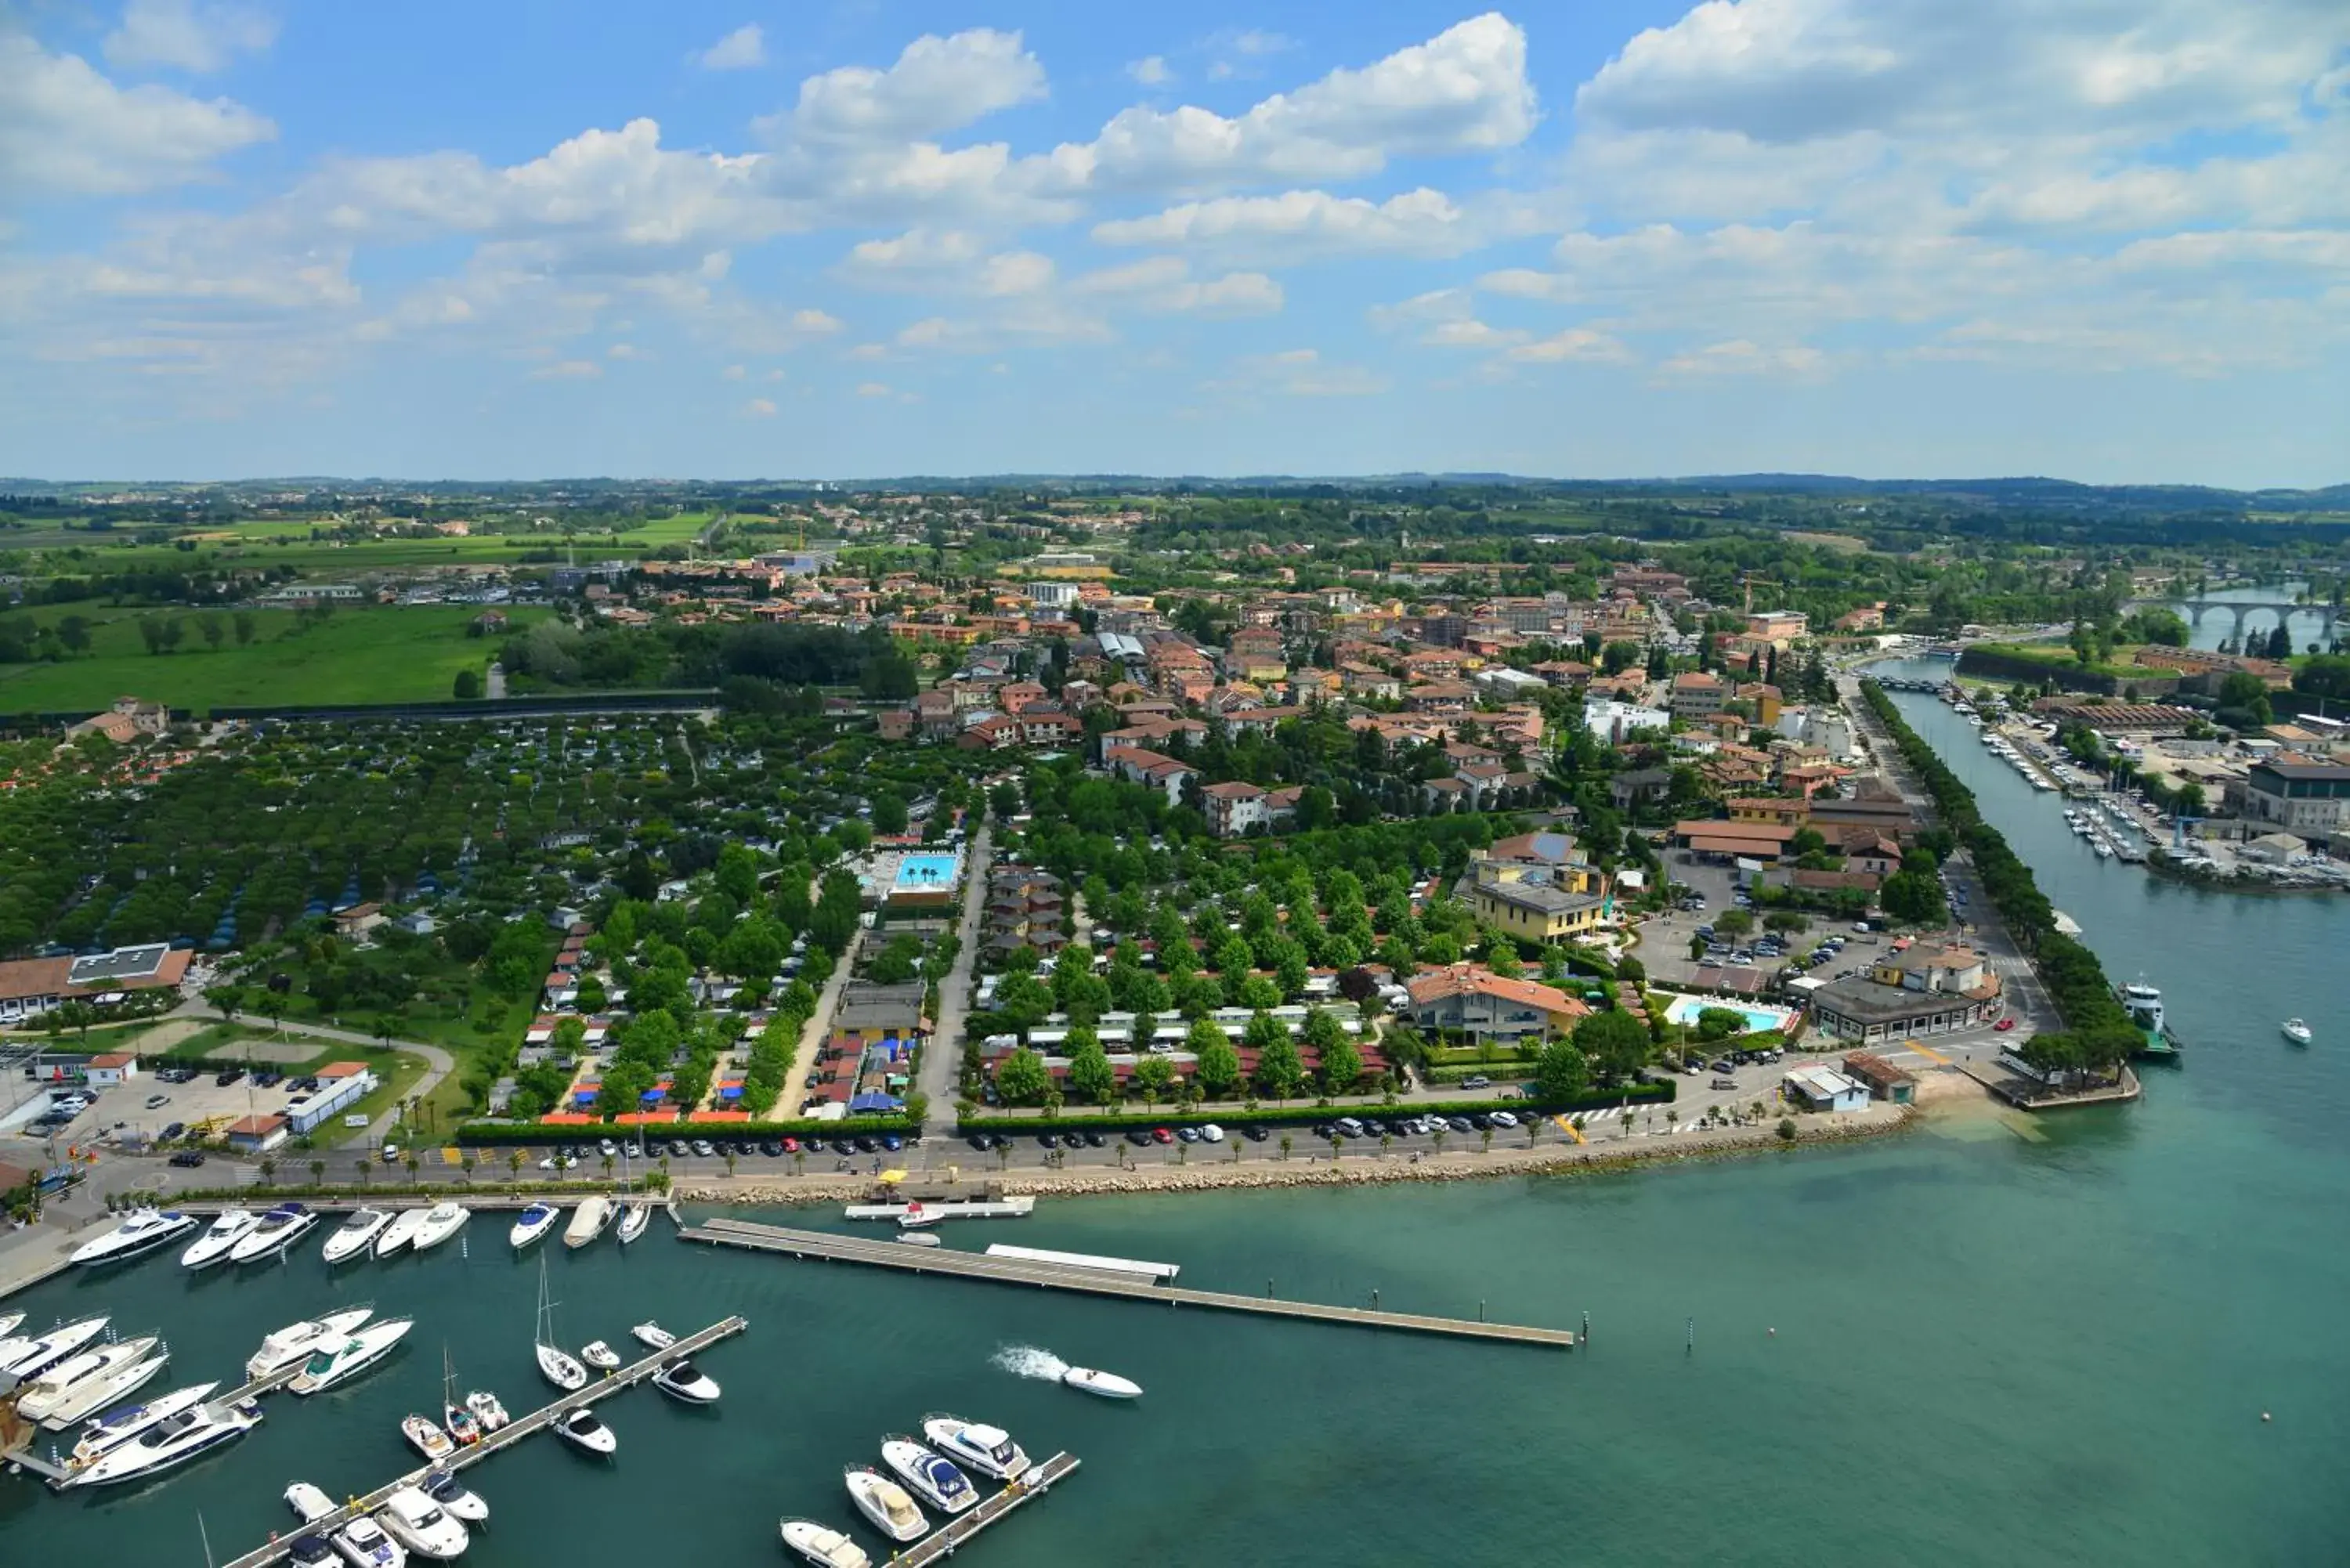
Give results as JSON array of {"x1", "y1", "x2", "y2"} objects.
[
  {"x1": 892, "y1": 851, "x2": 961, "y2": 891},
  {"x1": 1661, "y1": 995, "x2": 1797, "y2": 1035}
]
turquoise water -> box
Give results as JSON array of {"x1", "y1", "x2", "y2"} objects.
[
  {"x1": 893, "y1": 852, "x2": 961, "y2": 890},
  {"x1": 1661, "y1": 995, "x2": 1797, "y2": 1034},
  {"x1": 4, "y1": 680, "x2": 2346, "y2": 1565}
]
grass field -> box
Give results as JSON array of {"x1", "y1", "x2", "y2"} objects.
[
  {"x1": 0, "y1": 511, "x2": 719, "y2": 580},
  {"x1": 0, "y1": 604, "x2": 549, "y2": 714}
]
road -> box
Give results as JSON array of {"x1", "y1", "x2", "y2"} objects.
[
  {"x1": 916, "y1": 824, "x2": 992, "y2": 1111},
  {"x1": 175, "y1": 1005, "x2": 459, "y2": 1140}
]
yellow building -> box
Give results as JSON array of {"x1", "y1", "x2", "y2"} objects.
[{"x1": 1470, "y1": 880, "x2": 1607, "y2": 941}]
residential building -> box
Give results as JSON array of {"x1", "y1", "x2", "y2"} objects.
[
  {"x1": 1583, "y1": 699, "x2": 1672, "y2": 744},
  {"x1": 1470, "y1": 878, "x2": 1607, "y2": 942},
  {"x1": 1200, "y1": 780, "x2": 1269, "y2": 838},
  {"x1": 1744, "y1": 610, "x2": 1810, "y2": 647},
  {"x1": 1669, "y1": 670, "x2": 1729, "y2": 718},
  {"x1": 1104, "y1": 745, "x2": 1200, "y2": 804},
  {"x1": 1405, "y1": 964, "x2": 1589, "y2": 1045}
]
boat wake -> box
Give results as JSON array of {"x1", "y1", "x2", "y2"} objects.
[{"x1": 990, "y1": 1344, "x2": 1068, "y2": 1382}]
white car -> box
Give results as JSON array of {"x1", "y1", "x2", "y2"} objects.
[
  {"x1": 537, "y1": 1154, "x2": 577, "y2": 1171},
  {"x1": 1198, "y1": 1125, "x2": 1224, "y2": 1143},
  {"x1": 1488, "y1": 1111, "x2": 1519, "y2": 1129}
]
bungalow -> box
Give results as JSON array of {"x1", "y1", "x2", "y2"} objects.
[
  {"x1": 1842, "y1": 1051, "x2": 1917, "y2": 1105},
  {"x1": 85, "y1": 1052, "x2": 139, "y2": 1086},
  {"x1": 1782, "y1": 1065, "x2": 1871, "y2": 1112},
  {"x1": 225, "y1": 1114, "x2": 290, "y2": 1154}
]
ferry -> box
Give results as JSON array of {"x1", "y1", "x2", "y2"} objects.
[{"x1": 2117, "y1": 978, "x2": 2182, "y2": 1063}]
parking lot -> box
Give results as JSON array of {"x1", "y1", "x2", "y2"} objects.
[{"x1": 11, "y1": 1064, "x2": 367, "y2": 1154}]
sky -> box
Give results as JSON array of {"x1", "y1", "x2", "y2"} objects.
[{"x1": 2, "y1": 0, "x2": 2345, "y2": 486}]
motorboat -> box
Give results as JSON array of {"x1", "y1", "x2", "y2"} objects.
[
  {"x1": 464, "y1": 1389, "x2": 511, "y2": 1431},
  {"x1": 843, "y1": 1465, "x2": 928, "y2": 1543},
  {"x1": 508, "y1": 1202, "x2": 561, "y2": 1249},
  {"x1": 551, "y1": 1405, "x2": 616, "y2": 1457},
  {"x1": 616, "y1": 1201, "x2": 653, "y2": 1245},
  {"x1": 70, "y1": 1381, "x2": 218, "y2": 1465},
  {"x1": 408, "y1": 1202, "x2": 470, "y2": 1253},
  {"x1": 289, "y1": 1315, "x2": 414, "y2": 1395},
  {"x1": 2283, "y1": 1018, "x2": 2312, "y2": 1046},
  {"x1": 180, "y1": 1208, "x2": 262, "y2": 1270},
  {"x1": 375, "y1": 1206, "x2": 431, "y2": 1259},
  {"x1": 895, "y1": 1232, "x2": 942, "y2": 1248},
  {"x1": 378, "y1": 1486, "x2": 470, "y2": 1560},
  {"x1": 650, "y1": 1356, "x2": 719, "y2": 1404},
  {"x1": 880, "y1": 1435, "x2": 978, "y2": 1515},
  {"x1": 291, "y1": 1537, "x2": 339, "y2": 1568},
  {"x1": 0, "y1": 1311, "x2": 21, "y2": 1339},
  {"x1": 897, "y1": 1201, "x2": 939, "y2": 1231},
  {"x1": 533, "y1": 1255, "x2": 586, "y2": 1390},
  {"x1": 330, "y1": 1513, "x2": 408, "y2": 1568},
  {"x1": 439, "y1": 1347, "x2": 481, "y2": 1445},
  {"x1": 629, "y1": 1321, "x2": 675, "y2": 1350},
  {"x1": 248, "y1": 1308, "x2": 374, "y2": 1380},
  {"x1": 400, "y1": 1412, "x2": 456, "y2": 1461},
  {"x1": 0, "y1": 1314, "x2": 111, "y2": 1380},
  {"x1": 921, "y1": 1413, "x2": 1029, "y2": 1482},
  {"x1": 287, "y1": 1479, "x2": 337, "y2": 1521},
  {"x1": 580, "y1": 1340, "x2": 620, "y2": 1371},
  {"x1": 70, "y1": 1208, "x2": 197, "y2": 1266},
  {"x1": 422, "y1": 1469, "x2": 489, "y2": 1524},
  {"x1": 230, "y1": 1202, "x2": 320, "y2": 1264},
  {"x1": 562, "y1": 1195, "x2": 614, "y2": 1248},
  {"x1": 1060, "y1": 1365, "x2": 1143, "y2": 1400},
  {"x1": 16, "y1": 1336, "x2": 162, "y2": 1423},
  {"x1": 42, "y1": 1351, "x2": 170, "y2": 1428},
  {"x1": 2119, "y1": 978, "x2": 2165, "y2": 1034},
  {"x1": 779, "y1": 1519, "x2": 870, "y2": 1568},
  {"x1": 323, "y1": 1208, "x2": 396, "y2": 1265},
  {"x1": 68, "y1": 1397, "x2": 264, "y2": 1487}
]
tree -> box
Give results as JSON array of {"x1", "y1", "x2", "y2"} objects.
[
  {"x1": 1189, "y1": 1017, "x2": 1242, "y2": 1098},
  {"x1": 200, "y1": 614, "x2": 225, "y2": 649},
  {"x1": 1535, "y1": 1038, "x2": 1589, "y2": 1101},
  {"x1": 309, "y1": 1158, "x2": 327, "y2": 1187},
  {"x1": 1713, "y1": 908, "x2": 1755, "y2": 939},
  {"x1": 1065, "y1": 1027, "x2": 1117, "y2": 1104},
  {"x1": 56, "y1": 614, "x2": 91, "y2": 654},
  {"x1": 233, "y1": 611, "x2": 256, "y2": 646},
  {"x1": 1130, "y1": 1052, "x2": 1176, "y2": 1109},
  {"x1": 993, "y1": 1046, "x2": 1051, "y2": 1105},
  {"x1": 1879, "y1": 869, "x2": 1947, "y2": 926},
  {"x1": 1249, "y1": 1014, "x2": 1303, "y2": 1100},
  {"x1": 1317, "y1": 1028, "x2": 1362, "y2": 1095},
  {"x1": 453, "y1": 668, "x2": 483, "y2": 700},
  {"x1": 1573, "y1": 1009, "x2": 1651, "y2": 1086}
]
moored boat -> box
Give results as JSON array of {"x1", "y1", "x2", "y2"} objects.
[
  {"x1": 67, "y1": 1397, "x2": 264, "y2": 1487},
  {"x1": 287, "y1": 1480, "x2": 337, "y2": 1521},
  {"x1": 0, "y1": 1311, "x2": 21, "y2": 1339},
  {"x1": 248, "y1": 1308, "x2": 374, "y2": 1380},
  {"x1": 330, "y1": 1513, "x2": 407, "y2": 1568},
  {"x1": 422, "y1": 1469, "x2": 489, "y2": 1524},
  {"x1": 507, "y1": 1202, "x2": 561, "y2": 1250},
  {"x1": 374, "y1": 1207, "x2": 430, "y2": 1259},
  {"x1": 615, "y1": 1201, "x2": 652, "y2": 1245},
  {"x1": 400, "y1": 1412, "x2": 455, "y2": 1461},
  {"x1": 629, "y1": 1321, "x2": 674, "y2": 1349},
  {"x1": 322, "y1": 1208, "x2": 395, "y2": 1265},
  {"x1": 551, "y1": 1405, "x2": 615, "y2": 1457},
  {"x1": 44, "y1": 1351, "x2": 170, "y2": 1427},
  {"x1": 16, "y1": 1336, "x2": 163, "y2": 1423},
  {"x1": 180, "y1": 1208, "x2": 262, "y2": 1270},
  {"x1": 378, "y1": 1486, "x2": 469, "y2": 1560},
  {"x1": 439, "y1": 1347, "x2": 480, "y2": 1445},
  {"x1": 0, "y1": 1314, "x2": 111, "y2": 1381},
  {"x1": 843, "y1": 1465, "x2": 928, "y2": 1543},
  {"x1": 880, "y1": 1435, "x2": 978, "y2": 1515},
  {"x1": 920, "y1": 1412, "x2": 1029, "y2": 1482},
  {"x1": 229, "y1": 1202, "x2": 320, "y2": 1265},
  {"x1": 533, "y1": 1255, "x2": 586, "y2": 1390},
  {"x1": 650, "y1": 1356, "x2": 719, "y2": 1404},
  {"x1": 580, "y1": 1339, "x2": 620, "y2": 1371},
  {"x1": 562, "y1": 1196, "x2": 613, "y2": 1249},
  {"x1": 407, "y1": 1202, "x2": 470, "y2": 1252},
  {"x1": 288, "y1": 1316, "x2": 414, "y2": 1396},
  {"x1": 2282, "y1": 1017, "x2": 2312, "y2": 1046},
  {"x1": 779, "y1": 1519, "x2": 870, "y2": 1568},
  {"x1": 464, "y1": 1389, "x2": 510, "y2": 1431},
  {"x1": 71, "y1": 1208, "x2": 197, "y2": 1266},
  {"x1": 70, "y1": 1380, "x2": 218, "y2": 1465}
]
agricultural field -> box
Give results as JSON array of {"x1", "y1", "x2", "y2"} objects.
[{"x1": 0, "y1": 604, "x2": 547, "y2": 714}]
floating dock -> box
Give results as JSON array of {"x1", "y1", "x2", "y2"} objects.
[
  {"x1": 208, "y1": 1314, "x2": 748, "y2": 1566},
  {"x1": 982, "y1": 1243, "x2": 1180, "y2": 1282},
  {"x1": 843, "y1": 1196, "x2": 1035, "y2": 1223},
  {"x1": 681, "y1": 1218, "x2": 1572, "y2": 1349},
  {"x1": 896, "y1": 1451, "x2": 1080, "y2": 1566}
]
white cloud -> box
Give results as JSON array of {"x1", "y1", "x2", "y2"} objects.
[
  {"x1": 1508, "y1": 327, "x2": 1631, "y2": 363},
  {"x1": 1658, "y1": 338, "x2": 1828, "y2": 378},
  {"x1": 695, "y1": 23, "x2": 765, "y2": 72},
  {"x1": 856, "y1": 381, "x2": 893, "y2": 396},
  {"x1": 104, "y1": 0, "x2": 277, "y2": 74},
  {"x1": 530, "y1": 359, "x2": 602, "y2": 379},
  {"x1": 1127, "y1": 56, "x2": 1171, "y2": 86},
  {"x1": 1073, "y1": 257, "x2": 1284, "y2": 316},
  {"x1": 770, "y1": 29, "x2": 1046, "y2": 145},
  {"x1": 722, "y1": 363, "x2": 747, "y2": 379},
  {"x1": 1094, "y1": 187, "x2": 1480, "y2": 260},
  {"x1": 0, "y1": 32, "x2": 274, "y2": 193},
  {"x1": 607, "y1": 341, "x2": 644, "y2": 359},
  {"x1": 1217, "y1": 346, "x2": 1390, "y2": 397},
  {"x1": 743, "y1": 396, "x2": 778, "y2": 415}
]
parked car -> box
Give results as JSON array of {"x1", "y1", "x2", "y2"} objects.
[
  {"x1": 1242, "y1": 1125, "x2": 1269, "y2": 1143},
  {"x1": 1712, "y1": 1077, "x2": 1739, "y2": 1090},
  {"x1": 1125, "y1": 1129, "x2": 1154, "y2": 1146},
  {"x1": 168, "y1": 1151, "x2": 206, "y2": 1168},
  {"x1": 1174, "y1": 1126, "x2": 1199, "y2": 1143},
  {"x1": 1994, "y1": 1017, "x2": 2017, "y2": 1031},
  {"x1": 1150, "y1": 1127, "x2": 1173, "y2": 1145},
  {"x1": 1488, "y1": 1111, "x2": 1519, "y2": 1129},
  {"x1": 1461, "y1": 1074, "x2": 1491, "y2": 1089},
  {"x1": 144, "y1": 1093, "x2": 171, "y2": 1110},
  {"x1": 160, "y1": 1121, "x2": 186, "y2": 1140}
]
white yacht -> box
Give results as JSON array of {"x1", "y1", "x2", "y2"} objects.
[
  {"x1": 70, "y1": 1381, "x2": 219, "y2": 1466},
  {"x1": 230, "y1": 1202, "x2": 320, "y2": 1264},
  {"x1": 551, "y1": 1405, "x2": 616, "y2": 1457},
  {"x1": 374, "y1": 1207, "x2": 431, "y2": 1259},
  {"x1": 42, "y1": 1350, "x2": 169, "y2": 1427},
  {"x1": 1060, "y1": 1365, "x2": 1143, "y2": 1400},
  {"x1": 286, "y1": 1479, "x2": 337, "y2": 1522},
  {"x1": 650, "y1": 1356, "x2": 719, "y2": 1404},
  {"x1": 507, "y1": 1202, "x2": 561, "y2": 1250},
  {"x1": 844, "y1": 1465, "x2": 928, "y2": 1543},
  {"x1": 880, "y1": 1436, "x2": 978, "y2": 1515},
  {"x1": 2282, "y1": 1018, "x2": 2312, "y2": 1046},
  {"x1": 580, "y1": 1340, "x2": 620, "y2": 1371},
  {"x1": 408, "y1": 1202, "x2": 470, "y2": 1252},
  {"x1": 179, "y1": 1209, "x2": 261, "y2": 1270},
  {"x1": 68, "y1": 1397, "x2": 264, "y2": 1487},
  {"x1": 920, "y1": 1413, "x2": 1029, "y2": 1482},
  {"x1": 16, "y1": 1336, "x2": 162, "y2": 1423},
  {"x1": 464, "y1": 1389, "x2": 511, "y2": 1432},
  {"x1": 378, "y1": 1486, "x2": 469, "y2": 1560},
  {"x1": 330, "y1": 1514, "x2": 408, "y2": 1568},
  {"x1": 322, "y1": 1208, "x2": 395, "y2": 1265},
  {"x1": 779, "y1": 1519, "x2": 870, "y2": 1568},
  {"x1": 2119, "y1": 979, "x2": 2165, "y2": 1035},
  {"x1": 248, "y1": 1308, "x2": 374, "y2": 1380},
  {"x1": 70, "y1": 1208, "x2": 197, "y2": 1266},
  {"x1": 0, "y1": 1314, "x2": 111, "y2": 1380},
  {"x1": 289, "y1": 1316, "x2": 414, "y2": 1395},
  {"x1": 421, "y1": 1469, "x2": 489, "y2": 1524},
  {"x1": 0, "y1": 1311, "x2": 22, "y2": 1339},
  {"x1": 532, "y1": 1254, "x2": 587, "y2": 1390},
  {"x1": 629, "y1": 1321, "x2": 675, "y2": 1350},
  {"x1": 562, "y1": 1195, "x2": 614, "y2": 1249},
  {"x1": 400, "y1": 1412, "x2": 456, "y2": 1461},
  {"x1": 616, "y1": 1201, "x2": 653, "y2": 1245}
]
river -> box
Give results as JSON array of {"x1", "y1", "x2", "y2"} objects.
[
  {"x1": 2169, "y1": 580, "x2": 2338, "y2": 654},
  {"x1": 3, "y1": 678, "x2": 2345, "y2": 1565}
]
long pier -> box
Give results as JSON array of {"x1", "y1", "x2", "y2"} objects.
[
  {"x1": 682, "y1": 1218, "x2": 1574, "y2": 1349},
  {"x1": 209, "y1": 1314, "x2": 748, "y2": 1568},
  {"x1": 897, "y1": 1451, "x2": 1080, "y2": 1566}
]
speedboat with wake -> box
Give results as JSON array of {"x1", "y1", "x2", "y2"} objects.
[
  {"x1": 374, "y1": 1206, "x2": 430, "y2": 1259},
  {"x1": 0, "y1": 1314, "x2": 110, "y2": 1381},
  {"x1": 880, "y1": 1435, "x2": 978, "y2": 1514},
  {"x1": 921, "y1": 1412, "x2": 1029, "y2": 1481},
  {"x1": 651, "y1": 1356, "x2": 719, "y2": 1404},
  {"x1": 41, "y1": 1347, "x2": 170, "y2": 1427},
  {"x1": 421, "y1": 1469, "x2": 489, "y2": 1524},
  {"x1": 230, "y1": 1202, "x2": 320, "y2": 1264},
  {"x1": 1061, "y1": 1364, "x2": 1143, "y2": 1400},
  {"x1": 323, "y1": 1208, "x2": 395, "y2": 1265},
  {"x1": 779, "y1": 1519, "x2": 870, "y2": 1568},
  {"x1": 843, "y1": 1465, "x2": 928, "y2": 1543},
  {"x1": 330, "y1": 1513, "x2": 407, "y2": 1568},
  {"x1": 70, "y1": 1381, "x2": 218, "y2": 1466},
  {"x1": 408, "y1": 1202, "x2": 470, "y2": 1253},
  {"x1": 508, "y1": 1202, "x2": 561, "y2": 1249},
  {"x1": 378, "y1": 1485, "x2": 469, "y2": 1560},
  {"x1": 616, "y1": 1201, "x2": 652, "y2": 1245},
  {"x1": 71, "y1": 1208, "x2": 197, "y2": 1266},
  {"x1": 289, "y1": 1316, "x2": 414, "y2": 1395},
  {"x1": 179, "y1": 1208, "x2": 261, "y2": 1270},
  {"x1": 249, "y1": 1308, "x2": 374, "y2": 1379},
  {"x1": 16, "y1": 1336, "x2": 163, "y2": 1423},
  {"x1": 68, "y1": 1396, "x2": 264, "y2": 1487},
  {"x1": 552, "y1": 1406, "x2": 616, "y2": 1457},
  {"x1": 562, "y1": 1195, "x2": 614, "y2": 1248}
]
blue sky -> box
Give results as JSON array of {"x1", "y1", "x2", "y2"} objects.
[{"x1": 2, "y1": 0, "x2": 2345, "y2": 485}]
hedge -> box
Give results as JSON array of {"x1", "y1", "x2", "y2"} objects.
[
  {"x1": 962, "y1": 1081, "x2": 1674, "y2": 1135},
  {"x1": 454, "y1": 1114, "x2": 915, "y2": 1147}
]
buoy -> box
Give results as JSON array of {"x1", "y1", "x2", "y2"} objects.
[
  {"x1": 1768, "y1": 1327, "x2": 1776, "y2": 1336},
  {"x1": 2261, "y1": 1411, "x2": 2272, "y2": 1422}
]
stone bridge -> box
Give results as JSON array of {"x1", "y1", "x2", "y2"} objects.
[{"x1": 2129, "y1": 598, "x2": 2340, "y2": 649}]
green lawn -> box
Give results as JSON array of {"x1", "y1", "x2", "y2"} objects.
[{"x1": 0, "y1": 605, "x2": 548, "y2": 714}]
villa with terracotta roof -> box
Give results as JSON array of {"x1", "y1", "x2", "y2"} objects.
[{"x1": 1405, "y1": 964, "x2": 1589, "y2": 1046}]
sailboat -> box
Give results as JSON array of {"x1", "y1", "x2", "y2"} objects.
[
  {"x1": 440, "y1": 1347, "x2": 481, "y2": 1445},
  {"x1": 532, "y1": 1255, "x2": 586, "y2": 1391}
]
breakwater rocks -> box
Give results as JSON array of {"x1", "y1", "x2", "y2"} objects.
[{"x1": 677, "y1": 1109, "x2": 1910, "y2": 1207}]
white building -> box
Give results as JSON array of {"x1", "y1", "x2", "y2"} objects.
[
  {"x1": 1582, "y1": 699, "x2": 1672, "y2": 745},
  {"x1": 1783, "y1": 1065, "x2": 1871, "y2": 1113},
  {"x1": 286, "y1": 1062, "x2": 377, "y2": 1134}
]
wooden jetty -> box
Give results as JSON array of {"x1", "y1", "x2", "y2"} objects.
[
  {"x1": 207, "y1": 1314, "x2": 748, "y2": 1567},
  {"x1": 682, "y1": 1217, "x2": 1574, "y2": 1349},
  {"x1": 896, "y1": 1451, "x2": 1080, "y2": 1566}
]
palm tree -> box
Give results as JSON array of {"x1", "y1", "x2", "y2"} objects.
[
  {"x1": 1431, "y1": 1129, "x2": 1448, "y2": 1158},
  {"x1": 1279, "y1": 1134, "x2": 1293, "y2": 1162},
  {"x1": 459, "y1": 1152, "x2": 478, "y2": 1183},
  {"x1": 403, "y1": 1153, "x2": 421, "y2": 1187},
  {"x1": 356, "y1": 1160, "x2": 372, "y2": 1188},
  {"x1": 258, "y1": 1156, "x2": 277, "y2": 1186},
  {"x1": 1665, "y1": 1108, "x2": 1679, "y2": 1135},
  {"x1": 507, "y1": 1149, "x2": 524, "y2": 1187},
  {"x1": 602, "y1": 1153, "x2": 616, "y2": 1184},
  {"x1": 1480, "y1": 1128, "x2": 1493, "y2": 1155},
  {"x1": 309, "y1": 1158, "x2": 327, "y2": 1188},
  {"x1": 1327, "y1": 1133, "x2": 1342, "y2": 1162},
  {"x1": 790, "y1": 1151, "x2": 804, "y2": 1178},
  {"x1": 722, "y1": 1150, "x2": 737, "y2": 1180},
  {"x1": 1379, "y1": 1132, "x2": 1394, "y2": 1159},
  {"x1": 1526, "y1": 1119, "x2": 1540, "y2": 1148}
]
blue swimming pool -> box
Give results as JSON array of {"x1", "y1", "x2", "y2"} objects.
[
  {"x1": 1661, "y1": 995, "x2": 1796, "y2": 1034},
  {"x1": 892, "y1": 852, "x2": 961, "y2": 890}
]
